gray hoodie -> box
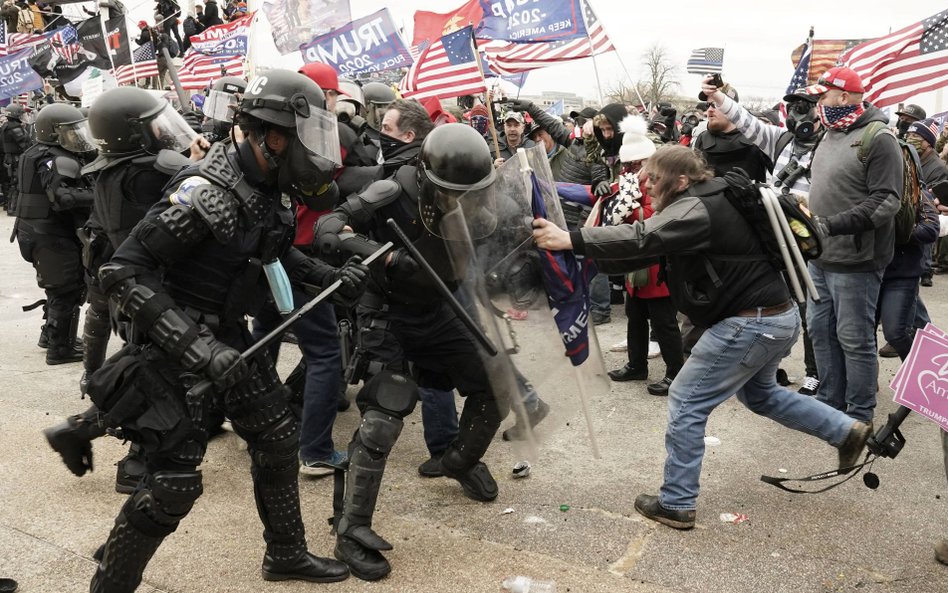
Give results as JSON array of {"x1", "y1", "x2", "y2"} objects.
[{"x1": 808, "y1": 104, "x2": 902, "y2": 273}]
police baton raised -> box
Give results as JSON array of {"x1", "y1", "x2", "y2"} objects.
[
  {"x1": 385, "y1": 218, "x2": 498, "y2": 356},
  {"x1": 185, "y1": 242, "x2": 392, "y2": 419}
]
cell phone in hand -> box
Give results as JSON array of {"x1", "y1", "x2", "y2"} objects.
[
  {"x1": 932, "y1": 180, "x2": 948, "y2": 202},
  {"x1": 708, "y1": 73, "x2": 723, "y2": 88}
]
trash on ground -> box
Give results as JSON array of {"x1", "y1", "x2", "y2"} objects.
[
  {"x1": 704, "y1": 436, "x2": 721, "y2": 447},
  {"x1": 512, "y1": 460, "x2": 531, "y2": 478},
  {"x1": 501, "y1": 507, "x2": 515, "y2": 515},
  {"x1": 719, "y1": 512, "x2": 749, "y2": 524}
]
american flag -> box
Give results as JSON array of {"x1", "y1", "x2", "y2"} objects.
[
  {"x1": 175, "y1": 48, "x2": 245, "y2": 89},
  {"x1": 481, "y1": 0, "x2": 614, "y2": 76},
  {"x1": 791, "y1": 38, "x2": 865, "y2": 85},
  {"x1": 786, "y1": 34, "x2": 812, "y2": 95},
  {"x1": 840, "y1": 9, "x2": 948, "y2": 109},
  {"x1": 113, "y1": 42, "x2": 160, "y2": 85},
  {"x1": 686, "y1": 47, "x2": 724, "y2": 74},
  {"x1": 399, "y1": 26, "x2": 486, "y2": 101},
  {"x1": 0, "y1": 21, "x2": 49, "y2": 57},
  {"x1": 50, "y1": 26, "x2": 81, "y2": 64}
]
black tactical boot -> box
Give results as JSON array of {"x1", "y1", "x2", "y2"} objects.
[
  {"x1": 44, "y1": 407, "x2": 106, "y2": 476},
  {"x1": 262, "y1": 551, "x2": 349, "y2": 583},
  {"x1": 334, "y1": 535, "x2": 390, "y2": 581},
  {"x1": 115, "y1": 445, "x2": 146, "y2": 494},
  {"x1": 45, "y1": 315, "x2": 83, "y2": 365}
]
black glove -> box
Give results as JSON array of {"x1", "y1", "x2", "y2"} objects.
[
  {"x1": 386, "y1": 248, "x2": 419, "y2": 278},
  {"x1": 722, "y1": 167, "x2": 754, "y2": 192},
  {"x1": 507, "y1": 98, "x2": 533, "y2": 112},
  {"x1": 592, "y1": 180, "x2": 613, "y2": 197},
  {"x1": 203, "y1": 338, "x2": 248, "y2": 391},
  {"x1": 329, "y1": 255, "x2": 369, "y2": 306},
  {"x1": 182, "y1": 110, "x2": 204, "y2": 134}
]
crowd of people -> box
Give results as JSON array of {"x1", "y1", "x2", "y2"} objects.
[{"x1": 1, "y1": 45, "x2": 946, "y2": 590}]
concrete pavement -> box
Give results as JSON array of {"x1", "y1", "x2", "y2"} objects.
[{"x1": 0, "y1": 213, "x2": 945, "y2": 593}]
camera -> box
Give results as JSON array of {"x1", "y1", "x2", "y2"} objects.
[{"x1": 659, "y1": 106, "x2": 676, "y2": 118}]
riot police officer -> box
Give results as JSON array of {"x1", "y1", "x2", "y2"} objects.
[
  {"x1": 15, "y1": 102, "x2": 95, "y2": 365},
  {"x1": 84, "y1": 70, "x2": 366, "y2": 592},
  {"x1": 200, "y1": 75, "x2": 246, "y2": 144},
  {"x1": 2, "y1": 105, "x2": 33, "y2": 215},
  {"x1": 44, "y1": 87, "x2": 195, "y2": 489},
  {"x1": 315, "y1": 122, "x2": 508, "y2": 581}
]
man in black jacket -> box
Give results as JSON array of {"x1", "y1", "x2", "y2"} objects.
[{"x1": 533, "y1": 144, "x2": 871, "y2": 531}]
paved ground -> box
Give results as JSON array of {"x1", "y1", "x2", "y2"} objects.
[{"x1": 0, "y1": 213, "x2": 945, "y2": 593}]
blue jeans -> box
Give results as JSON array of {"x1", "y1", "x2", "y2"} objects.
[
  {"x1": 659, "y1": 307, "x2": 855, "y2": 510},
  {"x1": 914, "y1": 294, "x2": 931, "y2": 328},
  {"x1": 252, "y1": 288, "x2": 341, "y2": 462},
  {"x1": 877, "y1": 277, "x2": 919, "y2": 360},
  {"x1": 589, "y1": 273, "x2": 610, "y2": 318},
  {"x1": 806, "y1": 264, "x2": 883, "y2": 423},
  {"x1": 419, "y1": 387, "x2": 458, "y2": 456}
]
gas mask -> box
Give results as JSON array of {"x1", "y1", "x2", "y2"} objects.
[{"x1": 785, "y1": 100, "x2": 819, "y2": 140}]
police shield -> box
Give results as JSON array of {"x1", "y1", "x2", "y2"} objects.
[{"x1": 440, "y1": 144, "x2": 608, "y2": 462}]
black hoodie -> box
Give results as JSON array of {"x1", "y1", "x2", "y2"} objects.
[{"x1": 593, "y1": 103, "x2": 628, "y2": 157}]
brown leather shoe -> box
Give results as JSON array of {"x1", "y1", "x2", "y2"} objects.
[
  {"x1": 838, "y1": 421, "x2": 872, "y2": 471},
  {"x1": 634, "y1": 494, "x2": 695, "y2": 530}
]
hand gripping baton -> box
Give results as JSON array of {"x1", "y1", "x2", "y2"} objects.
[{"x1": 185, "y1": 242, "x2": 393, "y2": 422}]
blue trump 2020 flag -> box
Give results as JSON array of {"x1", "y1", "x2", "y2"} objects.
[
  {"x1": 477, "y1": 0, "x2": 587, "y2": 43},
  {"x1": 0, "y1": 49, "x2": 44, "y2": 100},
  {"x1": 529, "y1": 172, "x2": 591, "y2": 366}
]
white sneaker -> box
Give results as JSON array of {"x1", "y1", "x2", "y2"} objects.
[
  {"x1": 609, "y1": 339, "x2": 628, "y2": 352},
  {"x1": 647, "y1": 341, "x2": 661, "y2": 359}
]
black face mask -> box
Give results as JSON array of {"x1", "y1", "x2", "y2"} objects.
[
  {"x1": 379, "y1": 131, "x2": 408, "y2": 160},
  {"x1": 896, "y1": 119, "x2": 911, "y2": 139}
]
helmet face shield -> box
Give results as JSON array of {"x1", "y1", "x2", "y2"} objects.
[
  {"x1": 294, "y1": 105, "x2": 342, "y2": 166},
  {"x1": 203, "y1": 89, "x2": 239, "y2": 122},
  {"x1": 57, "y1": 120, "x2": 97, "y2": 154},
  {"x1": 143, "y1": 104, "x2": 198, "y2": 153},
  {"x1": 422, "y1": 182, "x2": 497, "y2": 241}
]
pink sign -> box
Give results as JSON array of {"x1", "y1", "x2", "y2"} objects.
[{"x1": 891, "y1": 325, "x2": 948, "y2": 433}]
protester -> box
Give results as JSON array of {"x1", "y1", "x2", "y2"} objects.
[
  {"x1": 597, "y1": 115, "x2": 683, "y2": 395},
  {"x1": 803, "y1": 66, "x2": 903, "y2": 424},
  {"x1": 703, "y1": 80, "x2": 824, "y2": 395},
  {"x1": 532, "y1": 144, "x2": 871, "y2": 529},
  {"x1": 200, "y1": 0, "x2": 222, "y2": 27},
  {"x1": 894, "y1": 104, "x2": 926, "y2": 140},
  {"x1": 495, "y1": 111, "x2": 534, "y2": 164}
]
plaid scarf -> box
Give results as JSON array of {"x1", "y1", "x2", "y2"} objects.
[{"x1": 818, "y1": 102, "x2": 865, "y2": 131}]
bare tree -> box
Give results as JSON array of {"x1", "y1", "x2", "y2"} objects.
[
  {"x1": 605, "y1": 78, "x2": 649, "y2": 106},
  {"x1": 641, "y1": 44, "x2": 679, "y2": 107}
]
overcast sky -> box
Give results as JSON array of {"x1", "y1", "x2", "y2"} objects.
[{"x1": 115, "y1": 0, "x2": 947, "y2": 111}]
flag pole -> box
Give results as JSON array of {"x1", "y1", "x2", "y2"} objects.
[
  {"x1": 471, "y1": 32, "x2": 501, "y2": 160},
  {"x1": 584, "y1": 0, "x2": 646, "y2": 108},
  {"x1": 579, "y1": 0, "x2": 603, "y2": 105}
]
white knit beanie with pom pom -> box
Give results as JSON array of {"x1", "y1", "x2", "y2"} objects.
[{"x1": 618, "y1": 114, "x2": 656, "y2": 162}]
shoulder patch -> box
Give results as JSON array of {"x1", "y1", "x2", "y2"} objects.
[{"x1": 168, "y1": 176, "x2": 212, "y2": 206}]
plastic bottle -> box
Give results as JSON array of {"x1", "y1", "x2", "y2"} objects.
[{"x1": 501, "y1": 575, "x2": 557, "y2": 593}]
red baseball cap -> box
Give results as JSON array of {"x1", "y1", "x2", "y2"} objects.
[
  {"x1": 298, "y1": 63, "x2": 341, "y2": 95},
  {"x1": 805, "y1": 66, "x2": 865, "y2": 95}
]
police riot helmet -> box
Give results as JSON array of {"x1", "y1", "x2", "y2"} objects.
[
  {"x1": 4, "y1": 105, "x2": 25, "y2": 121},
  {"x1": 362, "y1": 82, "x2": 395, "y2": 106},
  {"x1": 34, "y1": 103, "x2": 97, "y2": 156},
  {"x1": 238, "y1": 70, "x2": 342, "y2": 200},
  {"x1": 202, "y1": 76, "x2": 246, "y2": 122},
  {"x1": 88, "y1": 86, "x2": 197, "y2": 156},
  {"x1": 417, "y1": 123, "x2": 496, "y2": 240},
  {"x1": 34, "y1": 103, "x2": 84, "y2": 145},
  {"x1": 337, "y1": 78, "x2": 365, "y2": 112}
]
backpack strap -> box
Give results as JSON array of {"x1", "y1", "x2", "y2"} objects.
[
  {"x1": 853, "y1": 121, "x2": 891, "y2": 164},
  {"x1": 773, "y1": 131, "x2": 794, "y2": 165}
]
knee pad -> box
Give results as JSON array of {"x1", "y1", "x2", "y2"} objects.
[
  {"x1": 357, "y1": 409, "x2": 404, "y2": 457},
  {"x1": 124, "y1": 470, "x2": 203, "y2": 537},
  {"x1": 226, "y1": 375, "x2": 291, "y2": 434},
  {"x1": 359, "y1": 370, "x2": 418, "y2": 416},
  {"x1": 249, "y1": 413, "x2": 300, "y2": 483}
]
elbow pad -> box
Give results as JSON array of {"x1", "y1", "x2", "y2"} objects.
[{"x1": 99, "y1": 262, "x2": 211, "y2": 370}]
